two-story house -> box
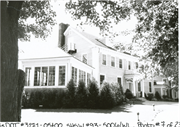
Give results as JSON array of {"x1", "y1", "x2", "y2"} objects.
[{"x1": 18, "y1": 23, "x2": 178, "y2": 99}]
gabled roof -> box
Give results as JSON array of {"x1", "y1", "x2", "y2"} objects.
[
  {"x1": 65, "y1": 26, "x2": 116, "y2": 51},
  {"x1": 18, "y1": 41, "x2": 94, "y2": 69},
  {"x1": 79, "y1": 31, "x2": 116, "y2": 51}
]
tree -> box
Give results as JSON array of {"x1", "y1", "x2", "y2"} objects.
[
  {"x1": 1, "y1": 1, "x2": 56, "y2": 121},
  {"x1": 65, "y1": 1, "x2": 178, "y2": 88},
  {"x1": 133, "y1": 1, "x2": 178, "y2": 88}
]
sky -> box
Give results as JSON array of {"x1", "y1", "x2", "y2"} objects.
[{"x1": 23, "y1": 1, "x2": 137, "y2": 48}]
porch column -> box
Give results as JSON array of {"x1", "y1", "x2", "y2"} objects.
[
  {"x1": 133, "y1": 78, "x2": 136, "y2": 96},
  {"x1": 142, "y1": 80, "x2": 145, "y2": 97}
]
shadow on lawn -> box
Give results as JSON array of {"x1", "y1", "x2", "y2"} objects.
[
  {"x1": 33, "y1": 98, "x2": 178, "y2": 113},
  {"x1": 34, "y1": 99, "x2": 145, "y2": 114},
  {"x1": 35, "y1": 104, "x2": 130, "y2": 114}
]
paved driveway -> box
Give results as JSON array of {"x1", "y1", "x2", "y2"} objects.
[{"x1": 21, "y1": 100, "x2": 179, "y2": 127}]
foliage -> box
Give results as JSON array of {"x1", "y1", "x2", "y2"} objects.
[
  {"x1": 65, "y1": 1, "x2": 131, "y2": 34},
  {"x1": 133, "y1": 1, "x2": 178, "y2": 87},
  {"x1": 63, "y1": 79, "x2": 76, "y2": 108},
  {"x1": 87, "y1": 80, "x2": 100, "y2": 109},
  {"x1": 110, "y1": 83, "x2": 124, "y2": 105},
  {"x1": 22, "y1": 88, "x2": 66, "y2": 108},
  {"x1": 162, "y1": 95, "x2": 168, "y2": 99},
  {"x1": 99, "y1": 82, "x2": 115, "y2": 109},
  {"x1": 75, "y1": 80, "x2": 88, "y2": 108},
  {"x1": 19, "y1": 1, "x2": 56, "y2": 41},
  {"x1": 147, "y1": 93, "x2": 154, "y2": 101},
  {"x1": 125, "y1": 89, "x2": 133, "y2": 99},
  {"x1": 65, "y1": 1, "x2": 178, "y2": 88},
  {"x1": 155, "y1": 91, "x2": 162, "y2": 100}
]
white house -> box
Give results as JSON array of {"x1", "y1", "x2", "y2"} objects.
[{"x1": 18, "y1": 23, "x2": 178, "y2": 99}]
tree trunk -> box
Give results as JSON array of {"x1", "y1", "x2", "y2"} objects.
[{"x1": 1, "y1": 1, "x2": 24, "y2": 121}]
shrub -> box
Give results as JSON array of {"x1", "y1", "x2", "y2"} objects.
[
  {"x1": 162, "y1": 95, "x2": 168, "y2": 99},
  {"x1": 75, "y1": 80, "x2": 88, "y2": 108},
  {"x1": 155, "y1": 91, "x2": 161, "y2": 100},
  {"x1": 54, "y1": 89, "x2": 66, "y2": 108},
  {"x1": 147, "y1": 93, "x2": 154, "y2": 101},
  {"x1": 144, "y1": 92, "x2": 148, "y2": 100},
  {"x1": 63, "y1": 79, "x2": 76, "y2": 108},
  {"x1": 22, "y1": 88, "x2": 66, "y2": 109},
  {"x1": 87, "y1": 80, "x2": 100, "y2": 109},
  {"x1": 99, "y1": 82, "x2": 115, "y2": 109},
  {"x1": 110, "y1": 83, "x2": 124, "y2": 105},
  {"x1": 125, "y1": 89, "x2": 133, "y2": 99}
]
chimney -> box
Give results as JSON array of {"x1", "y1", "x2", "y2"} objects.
[{"x1": 58, "y1": 23, "x2": 69, "y2": 48}]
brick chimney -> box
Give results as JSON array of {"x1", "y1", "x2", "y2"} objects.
[{"x1": 58, "y1": 23, "x2": 69, "y2": 48}]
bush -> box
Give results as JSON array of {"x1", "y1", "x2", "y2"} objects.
[
  {"x1": 147, "y1": 93, "x2": 154, "y2": 101},
  {"x1": 22, "y1": 88, "x2": 66, "y2": 108},
  {"x1": 162, "y1": 95, "x2": 168, "y2": 99},
  {"x1": 110, "y1": 83, "x2": 124, "y2": 105},
  {"x1": 63, "y1": 79, "x2": 76, "y2": 108},
  {"x1": 87, "y1": 80, "x2": 100, "y2": 109},
  {"x1": 75, "y1": 80, "x2": 88, "y2": 108},
  {"x1": 155, "y1": 91, "x2": 161, "y2": 100},
  {"x1": 125, "y1": 89, "x2": 133, "y2": 99},
  {"x1": 99, "y1": 82, "x2": 115, "y2": 109}
]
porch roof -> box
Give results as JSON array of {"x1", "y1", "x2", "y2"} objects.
[{"x1": 18, "y1": 42, "x2": 71, "y2": 59}]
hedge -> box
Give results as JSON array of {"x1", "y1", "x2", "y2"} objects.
[
  {"x1": 22, "y1": 80, "x2": 125, "y2": 109},
  {"x1": 22, "y1": 88, "x2": 66, "y2": 109}
]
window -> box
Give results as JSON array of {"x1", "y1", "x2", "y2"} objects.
[
  {"x1": 48, "y1": 66, "x2": 55, "y2": 86},
  {"x1": 100, "y1": 75, "x2": 105, "y2": 85},
  {"x1": 67, "y1": 37, "x2": 75, "y2": 51},
  {"x1": 79, "y1": 69, "x2": 86, "y2": 83},
  {"x1": 34, "y1": 67, "x2": 41, "y2": 86},
  {"x1": 34, "y1": 66, "x2": 55, "y2": 86},
  {"x1": 82, "y1": 54, "x2": 87, "y2": 64},
  {"x1": 119, "y1": 59, "x2": 122, "y2": 68},
  {"x1": 59, "y1": 66, "x2": 66, "y2": 86},
  {"x1": 102, "y1": 54, "x2": 106, "y2": 65},
  {"x1": 135, "y1": 62, "x2": 138, "y2": 69},
  {"x1": 163, "y1": 78, "x2": 167, "y2": 84},
  {"x1": 149, "y1": 82, "x2": 152, "y2": 92},
  {"x1": 154, "y1": 80, "x2": 157, "y2": 85},
  {"x1": 71, "y1": 67, "x2": 77, "y2": 85},
  {"x1": 138, "y1": 82, "x2": 141, "y2": 91},
  {"x1": 117, "y1": 77, "x2": 122, "y2": 85},
  {"x1": 25, "y1": 68, "x2": 31, "y2": 86},
  {"x1": 128, "y1": 61, "x2": 131, "y2": 70},
  {"x1": 87, "y1": 73, "x2": 91, "y2": 86},
  {"x1": 41, "y1": 67, "x2": 48, "y2": 86},
  {"x1": 79, "y1": 70, "x2": 83, "y2": 82},
  {"x1": 111, "y1": 57, "x2": 115, "y2": 67}
]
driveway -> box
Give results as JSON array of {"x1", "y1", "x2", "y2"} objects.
[{"x1": 21, "y1": 100, "x2": 179, "y2": 127}]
